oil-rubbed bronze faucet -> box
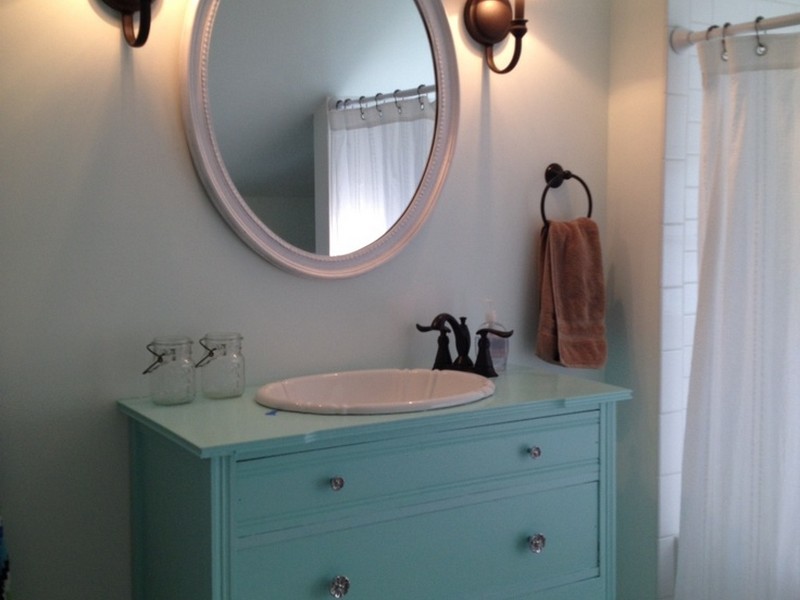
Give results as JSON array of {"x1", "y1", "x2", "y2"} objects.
[{"x1": 417, "y1": 313, "x2": 513, "y2": 377}]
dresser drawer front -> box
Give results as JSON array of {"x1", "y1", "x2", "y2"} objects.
[
  {"x1": 234, "y1": 481, "x2": 599, "y2": 599},
  {"x1": 234, "y1": 412, "x2": 599, "y2": 531}
]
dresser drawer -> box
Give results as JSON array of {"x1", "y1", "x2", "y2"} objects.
[
  {"x1": 234, "y1": 411, "x2": 599, "y2": 533},
  {"x1": 234, "y1": 481, "x2": 600, "y2": 599}
]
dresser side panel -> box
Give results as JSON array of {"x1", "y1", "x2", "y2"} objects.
[{"x1": 130, "y1": 422, "x2": 214, "y2": 600}]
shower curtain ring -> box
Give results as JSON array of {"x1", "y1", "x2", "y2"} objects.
[
  {"x1": 375, "y1": 93, "x2": 384, "y2": 118},
  {"x1": 705, "y1": 25, "x2": 719, "y2": 41},
  {"x1": 393, "y1": 90, "x2": 403, "y2": 114},
  {"x1": 417, "y1": 85, "x2": 426, "y2": 111},
  {"x1": 359, "y1": 96, "x2": 366, "y2": 120},
  {"x1": 754, "y1": 16, "x2": 768, "y2": 56},
  {"x1": 721, "y1": 22, "x2": 731, "y2": 61}
]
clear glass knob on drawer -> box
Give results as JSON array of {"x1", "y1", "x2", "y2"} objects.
[
  {"x1": 329, "y1": 575, "x2": 350, "y2": 597},
  {"x1": 329, "y1": 476, "x2": 345, "y2": 491},
  {"x1": 529, "y1": 446, "x2": 542, "y2": 459},
  {"x1": 528, "y1": 533, "x2": 547, "y2": 554}
]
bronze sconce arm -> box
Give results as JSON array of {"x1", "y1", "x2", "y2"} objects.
[
  {"x1": 464, "y1": 0, "x2": 528, "y2": 74},
  {"x1": 100, "y1": 0, "x2": 155, "y2": 48}
]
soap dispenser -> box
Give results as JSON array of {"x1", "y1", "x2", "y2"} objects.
[{"x1": 475, "y1": 302, "x2": 511, "y2": 372}]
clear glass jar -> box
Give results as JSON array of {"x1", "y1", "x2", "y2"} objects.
[
  {"x1": 196, "y1": 332, "x2": 245, "y2": 399},
  {"x1": 143, "y1": 336, "x2": 195, "y2": 405}
]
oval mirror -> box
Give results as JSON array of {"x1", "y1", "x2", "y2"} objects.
[{"x1": 181, "y1": 0, "x2": 458, "y2": 279}]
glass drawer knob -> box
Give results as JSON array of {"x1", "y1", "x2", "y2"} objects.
[
  {"x1": 528, "y1": 533, "x2": 547, "y2": 554},
  {"x1": 330, "y1": 476, "x2": 345, "y2": 491},
  {"x1": 329, "y1": 575, "x2": 351, "y2": 597},
  {"x1": 529, "y1": 446, "x2": 542, "y2": 459}
]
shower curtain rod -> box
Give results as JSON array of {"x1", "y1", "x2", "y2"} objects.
[
  {"x1": 331, "y1": 84, "x2": 436, "y2": 111},
  {"x1": 670, "y1": 11, "x2": 800, "y2": 53}
]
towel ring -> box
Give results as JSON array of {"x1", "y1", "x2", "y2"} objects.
[{"x1": 540, "y1": 163, "x2": 593, "y2": 226}]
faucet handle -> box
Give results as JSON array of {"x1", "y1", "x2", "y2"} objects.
[
  {"x1": 415, "y1": 323, "x2": 450, "y2": 334},
  {"x1": 416, "y1": 322, "x2": 453, "y2": 370},
  {"x1": 476, "y1": 327, "x2": 514, "y2": 339},
  {"x1": 474, "y1": 328, "x2": 514, "y2": 378}
]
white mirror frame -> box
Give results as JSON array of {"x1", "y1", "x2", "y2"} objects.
[{"x1": 180, "y1": 0, "x2": 459, "y2": 279}]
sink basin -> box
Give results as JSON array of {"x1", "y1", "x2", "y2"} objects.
[{"x1": 255, "y1": 368, "x2": 495, "y2": 415}]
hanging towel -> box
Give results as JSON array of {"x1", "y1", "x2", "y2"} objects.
[{"x1": 536, "y1": 217, "x2": 607, "y2": 368}]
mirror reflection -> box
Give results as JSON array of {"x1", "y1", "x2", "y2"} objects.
[{"x1": 208, "y1": 0, "x2": 436, "y2": 256}]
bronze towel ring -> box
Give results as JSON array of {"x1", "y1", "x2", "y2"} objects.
[{"x1": 540, "y1": 163, "x2": 593, "y2": 226}]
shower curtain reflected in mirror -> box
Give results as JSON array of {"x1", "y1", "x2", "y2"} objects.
[
  {"x1": 321, "y1": 91, "x2": 435, "y2": 256},
  {"x1": 675, "y1": 33, "x2": 800, "y2": 600}
]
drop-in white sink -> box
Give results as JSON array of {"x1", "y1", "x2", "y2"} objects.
[{"x1": 255, "y1": 368, "x2": 495, "y2": 415}]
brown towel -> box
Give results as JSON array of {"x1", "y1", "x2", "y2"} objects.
[{"x1": 536, "y1": 217, "x2": 607, "y2": 368}]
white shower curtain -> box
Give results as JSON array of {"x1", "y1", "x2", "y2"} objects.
[
  {"x1": 675, "y1": 34, "x2": 800, "y2": 600},
  {"x1": 326, "y1": 93, "x2": 435, "y2": 256}
]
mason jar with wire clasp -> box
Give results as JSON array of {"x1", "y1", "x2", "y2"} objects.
[
  {"x1": 195, "y1": 332, "x2": 245, "y2": 399},
  {"x1": 142, "y1": 336, "x2": 195, "y2": 405}
]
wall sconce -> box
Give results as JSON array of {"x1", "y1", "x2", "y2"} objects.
[
  {"x1": 100, "y1": 0, "x2": 155, "y2": 48},
  {"x1": 464, "y1": 0, "x2": 528, "y2": 74}
]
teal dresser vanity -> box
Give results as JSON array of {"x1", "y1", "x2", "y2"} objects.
[{"x1": 118, "y1": 369, "x2": 630, "y2": 600}]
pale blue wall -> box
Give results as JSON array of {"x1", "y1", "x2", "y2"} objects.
[
  {"x1": 606, "y1": 2, "x2": 667, "y2": 599},
  {"x1": 0, "y1": 1, "x2": 663, "y2": 598}
]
